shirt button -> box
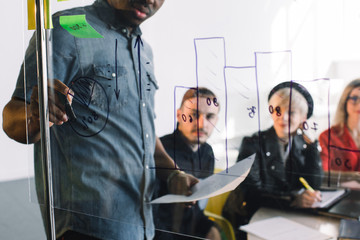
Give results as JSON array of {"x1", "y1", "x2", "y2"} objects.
[
  {"x1": 145, "y1": 134, "x2": 149, "y2": 138},
  {"x1": 142, "y1": 103, "x2": 146, "y2": 107},
  {"x1": 121, "y1": 28, "x2": 127, "y2": 34},
  {"x1": 271, "y1": 165, "x2": 275, "y2": 170},
  {"x1": 112, "y1": 73, "x2": 116, "y2": 78},
  {"x1": 303, "y1": 144, "x2": 307, "y2": 149},
  {"x1": 145, "y1": 165, "x2": 149, "y2": 169},
  {"x1": 266, "y1": 152, "x2": 271, "y2": 156}
]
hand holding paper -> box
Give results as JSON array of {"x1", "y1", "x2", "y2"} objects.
[{"x1": 151, "y1": 154, "x2": 255, "y2": 204}]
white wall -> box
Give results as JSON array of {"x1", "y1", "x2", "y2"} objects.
[
  {"x1": 0, "y1": 0, "x2": 31, "y2": 182},
  {"x1": 1, "y1": 0, "x2": 360, "y2": 181},
  {"x1": 142, "y1": 0, "x2": 360, "y2": 168}
]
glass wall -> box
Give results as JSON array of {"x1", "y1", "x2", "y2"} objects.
[{"x1": 1, "y1": 0, "x2": 360, "y2": 239}]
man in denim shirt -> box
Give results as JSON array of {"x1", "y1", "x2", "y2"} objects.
[{"x1": 3, "y1": 0, "x2": 197, "y2": 239}]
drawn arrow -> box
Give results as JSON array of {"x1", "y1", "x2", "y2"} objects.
[
  {"x1": 134, "y1": 35, "x2": 143, "y2": 100},
  {"x1": 114, "y1": 39, "x2": 120, "y2": 100}
]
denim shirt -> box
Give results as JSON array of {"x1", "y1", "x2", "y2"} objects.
[{"x1": 13, "y1": 1, "x2": 158, "y2": 239}]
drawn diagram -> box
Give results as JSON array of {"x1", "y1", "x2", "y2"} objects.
[{"x1": 171, "y1": 37, "x2": 331, "y2": 173}]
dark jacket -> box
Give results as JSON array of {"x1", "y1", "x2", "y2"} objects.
[
  {"x1": 153, "y1": 129, "x2": 215, "y2": 239},
  {"x1": 223, "y1": 127, "x2": 323, "y2": 231}
]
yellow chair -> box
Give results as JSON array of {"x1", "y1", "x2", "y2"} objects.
[{"x1": 204, "y1": 191, "x2": 236, "y2": 240}]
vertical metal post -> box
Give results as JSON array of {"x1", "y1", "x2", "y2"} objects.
[{"x1": 34, "y1": 0, "x2": 56, "y2": 239}]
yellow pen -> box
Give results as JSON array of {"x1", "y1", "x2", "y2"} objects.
[{"x1": 299, "y1": 177, "x2": 315, "y2": 192}]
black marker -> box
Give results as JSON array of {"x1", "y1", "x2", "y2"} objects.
[{"x1": 57, "y1": 92, "x2": 77, "y2": 121}]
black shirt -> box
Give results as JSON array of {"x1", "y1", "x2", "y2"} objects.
[{"x1": 153, "y1": 128, "x2": 215, "y2": 239}]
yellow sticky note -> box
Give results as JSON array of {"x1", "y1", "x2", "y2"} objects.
[
  {"x1": 27, "y1": 0, "x2": 53, "y2": 30},
  {"x1": 27, "y1": 0, "x2": 35, "y2": 30},
  {"x1": 60, "y1": 15, "x2": 103, "y2": 38}
]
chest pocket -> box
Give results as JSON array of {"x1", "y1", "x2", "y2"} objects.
[{"x1": 93, "y1": 64, "x2": 129, "y2": 107}]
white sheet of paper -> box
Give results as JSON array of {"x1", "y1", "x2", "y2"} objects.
[
  {"x1": 312, "y1": 189, "x2": 346, "y2": 208},
  {"x1": 240, "y1": 216, "x2": 332, "y2": 240},
  {"x1": 341, "y1": 180, "x2": 360, "y2": 190},
  {"x1": 151, "y1": 154, "x2": 255, "y2": 204}
]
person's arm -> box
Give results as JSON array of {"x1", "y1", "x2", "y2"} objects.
[
  {"x1": 304, "y1": 140, "x2": 323, "y2": 189},
  {"x1": 291, "y1": 189, "x2": 321, "y2": 208},
  {"x1": 154, "y1": 137, "x2": 199, "y2": 195},
  {"x1": 3, "y1": 97, "x2": 38, "y2": 144},
  {"x1": 3, "y1": 79, "x2": 72, "y2": 144}
]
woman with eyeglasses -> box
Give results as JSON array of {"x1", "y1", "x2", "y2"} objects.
[{"x1": 319, "y1": 79, "x2": 360, "y2": 172}]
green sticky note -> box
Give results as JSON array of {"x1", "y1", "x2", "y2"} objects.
[{"x1": 59, "y1": 15, "x2": 103, "y2": 38}]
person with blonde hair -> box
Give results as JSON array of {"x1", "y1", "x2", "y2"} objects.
[
  {"x1": 319, "y1": 79, "x2": 360, "y2": 172},
  {"x1": 223, "y1": 81, "x2": 323, "y2": 239}
]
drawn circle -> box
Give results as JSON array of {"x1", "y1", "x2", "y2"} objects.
[
  {"x1": 335, "y1": 157, "x2": 342, "y2": 166},
  {"x1": 275, "y1": 106, "x2": 281, "y2": 116},
  {"x1": 213, "y1": 98, "x2": 219, "y2": 107},
  {"x1": 68, "y1": 77, "x2": 109, "y2": 137},
  {"x1": 206, "y1": 97, "x2": 219, "y2": 107},
  {"x1": 269, "y1": 105, "x2": 274, "y2": 114},
  {"x1": 182, "y1": 114, "x2": 187, "y2": 122},
  {"x1": 303, "y1": 121, "x2": 309, "y2": 130}
]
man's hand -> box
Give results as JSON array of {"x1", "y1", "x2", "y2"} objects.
[
  {"x1": 168, "y1": 171, "x2": 199, "y2": 196},
  {"x1": 3, "y1": 79, "x2": 74, "y2": 144},
  {"x1": 291, "y1": 189, "x2": 322, "y2": 208},
  {"x1": 167, "y1": 171, "x2": 199, "y2": 207},
  {"x1": 206, "y1": 226, "x2": 221, "y2": 240},
  {"x1": 30, "y1": 79, "x2": 73, "y2": 126}
]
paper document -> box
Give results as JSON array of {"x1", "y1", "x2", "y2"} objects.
[
  {"x1": 341, "y1": 180, "x2": 360, "y2": 190},
  {"x1": 312, "y1": 189, "x2": 346, "y2": 208},
  {"x1": 151, "y1": 154, "x2": 255, "y2": 204},
  {"x1": 240, "y1": 216, "x2": 332, "y2": 240}
]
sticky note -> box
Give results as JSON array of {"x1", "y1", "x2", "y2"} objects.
[
  {"x1": 27, "y1": 0, "x2": 53, "y2": 30},
  {"x1": 27, "y1": 0, "x2": 36, "y2": 30},
  {"x1": 44, "y1": 0, "x2": 53, "y2": 29},
  {"x1": 59, "y1": 15, "x2": 103, "y2": 38}
]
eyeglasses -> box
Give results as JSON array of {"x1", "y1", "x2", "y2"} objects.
[{"x1": 347, "y1": 95, "x2": 360, "y2": 105}]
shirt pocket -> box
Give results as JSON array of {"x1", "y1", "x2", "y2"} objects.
[{"x1": 93, "y1": 64, "x2": 129, "y2": 107}]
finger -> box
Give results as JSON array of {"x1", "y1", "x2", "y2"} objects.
[
  {"x1": 306, "y1": 189, "x2": 320, "y2": 202},
  {"x1": 314, "y1": 190, "x2": 322, "y2": 202},
  {"x1": 49, "y1": 79, "x2": 74, "y2": 105},
  {"x1": 30, "y1": 86, "x2": 40, "y2": 118},
  {"x1": 47, "y1": 106, "x2": 68, "y2": 125},
  {"x1": 48, "y1": 99, "x2": 68, "y2": 124},
  {"x1": 49, "y1": 79, "x2": 71, "y2": 96}
]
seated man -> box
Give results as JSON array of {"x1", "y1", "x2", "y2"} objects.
[
  {"x1": 153, "y1": 87, "x2": 221, "y2": 240},
  {"x1": 222, "y1": 82, "x2": 323, "y2": 239}
]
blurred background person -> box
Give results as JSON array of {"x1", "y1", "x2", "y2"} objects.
[
  {"x1": 319, "y1": 79, "x2": 360, "y2": 172},
  {"x1": 153, "y1": 87, "x2": 221, "y2": 240},
  {"x1": 223, "y1": 81, "x2": 323, "y2": 239}
]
